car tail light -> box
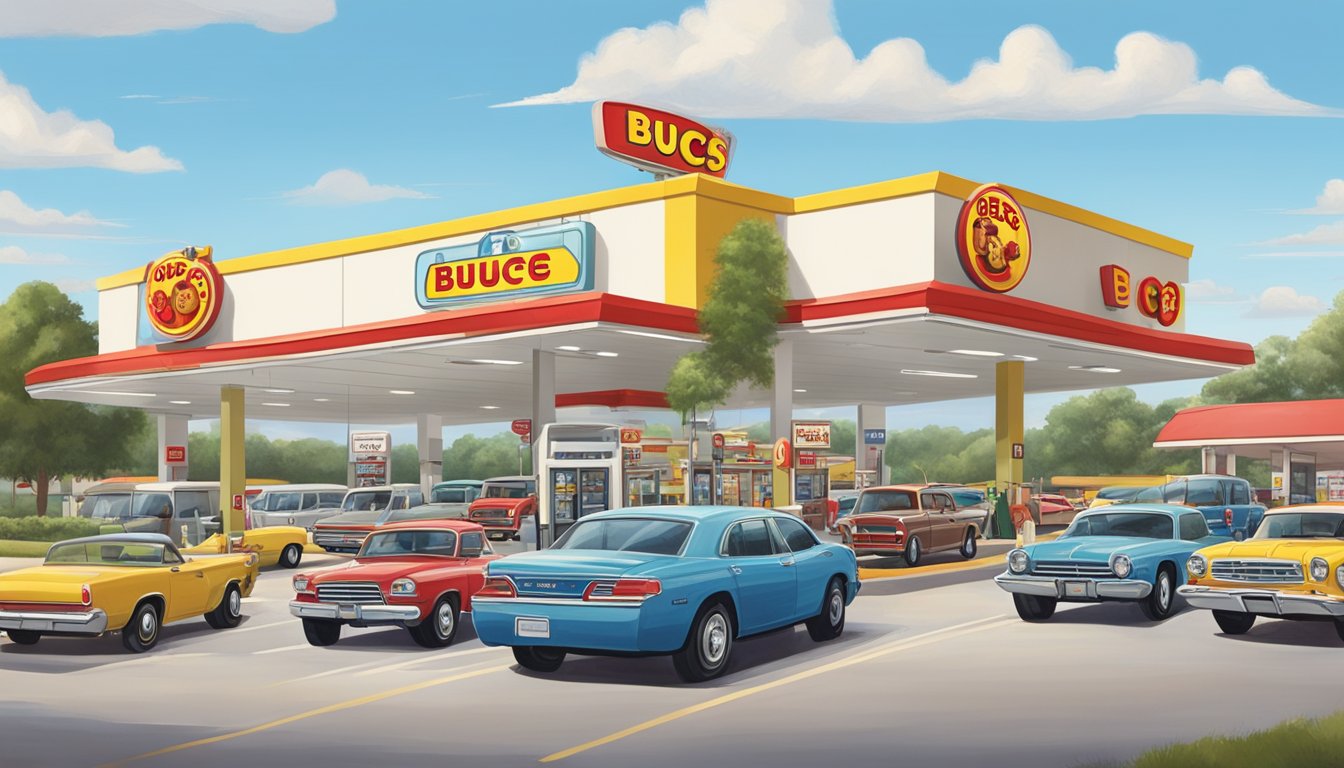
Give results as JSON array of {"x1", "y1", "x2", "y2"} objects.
[
  {"x1": 583, "y1": 579, "x2": 662, "y2": 602},
  {"x1": 81, "y1": 584, "x2": 92, "y2": 606},
  {"x1": 1224, "y1": 508, "x2": 1234, "y2": 528},
  {"x1": 476, "y1": 576, "x2": 517, "y2": 599}
]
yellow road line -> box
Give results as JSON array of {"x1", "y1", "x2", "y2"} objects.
[
  {"x1": 539, "y1": 615, "x2": 1016, "y2": 763},
  {"x1": 101, "y1": 664, "x2": 510, "y2": 767}
]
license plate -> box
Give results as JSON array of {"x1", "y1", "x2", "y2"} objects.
[
  {"x1": 1243, "y1": 596, "x2": 1279, "y2": 615},
  {"x1": 1064, "y1": 581, "x2": 1089, "y2": 597},
  {"x1": 338, "y1": 604, "x2": 358, "y2": 620},
  {"x1": 516, "y1": 617, "x2": 550, "y2": 638}
]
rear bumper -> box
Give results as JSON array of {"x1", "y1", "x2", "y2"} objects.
[
  {"x1": 1177, "y1": 585, "x2": 1344, "y2": 618},
  {"x1": 312, "y1": 529, "x2": 370, "y2": 553},
  {"x1": 0, "y1": 608, "x2": 108, "y2": 635},
  {"x1": 471, "y1": 598, "x2": 667, "y2": 653},
  {"x1": 995, "y1": 573, "x2": 1152, "y2": 601},
  {"x1": 288, "y1": 600, "x2": 422, "y2": 625}
]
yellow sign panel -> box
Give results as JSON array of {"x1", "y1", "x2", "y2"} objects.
[{"x1": 423, "y1": 247, "x2": 580, "y2": 302}]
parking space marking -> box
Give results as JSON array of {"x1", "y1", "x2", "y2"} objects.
[
  {"x1": 100, "y1": 663, "x2": 511, "y2": 767},
  {"x1": 255, "y1": 643, "x2": 309, "y2": 655},
  {"x1": 353, "y1": 645, "x2": 504, "y2": 676},
  {"x1": 539, "y1": 615, "x2": 1016, "y2": 763},
  {"x1": 228, "y1": 619, "x2": 294, "y2": 635}
]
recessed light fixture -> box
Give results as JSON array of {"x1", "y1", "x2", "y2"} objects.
[
  {"x1": 1068, "y1": 365, "x2": 1122, "y2": 373},
  {"x1": 389, "y1": 389, "x2": 415, "y2": 395},
  {"x1": 595, "y1": 351, "x2": 619, "y2": 358},
  {"x1": 313, "y1": 398, "x2": 331, "y2": 402},
  {"x1": 618, "y1": 330, "x2": 705, "y2": 344},
  {"x1": 900, "y1": 369, "x2": 978, "y2": 379},
  {"x1": 263, "y1": 388, "x2": 295, "y2": 394},
  {"x1": 793, "y1": 388, "x2": 808, "y2": 393},
  {"x1": 556, "y1": 345, "x2": 582, "y2": 352},
  {"x1": 480, "y1": 405, "x2": 501, "y2": 410},
  {"x1": 1013, "y1": 355, "x2": 1039, "y2": 362},
  {"x1": 169, "y1": 400, "x2": 191, "y2": 405},
  {"x1": 86, "y1": 390, "x2": 156, "y2": 398},
  {"x1": 469, "y1": 358, "x2": 524, "y2": 366},
  {"x1": 947, "y1": 349, "x2": 1003, "y2": 357},
  {"x1": 262, "y1": 402, "x2": 291, "y2": 407}
]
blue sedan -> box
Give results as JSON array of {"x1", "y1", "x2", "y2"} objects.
[
  {"x1": 995, "y1": 504, "x2": 1228, "y2": 622},
  {"x1": 471, "y1": 506, "x2": 861, "y2": 682}
]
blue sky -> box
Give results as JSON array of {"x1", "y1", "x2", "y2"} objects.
[{"x1": 2, "y1": 0, "x2": 1342, "y2": 448}]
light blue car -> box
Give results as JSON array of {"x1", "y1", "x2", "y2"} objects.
[
  {"x1": 995, "y1": 504, "x2": 1229, "y2": 622},
  {"x1": 471, "y1": 506, "x2": 861, "y2": 682}
]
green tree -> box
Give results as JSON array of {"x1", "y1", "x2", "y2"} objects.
[
  {"x1": 443, "y1": 433, "x2": 531, "y2": 479},
  {"x1": 666, "y1": 218, "x2": 788, "y2": 417},
  {"x1": 1201, "y1": 291, "x2": 1344, "y2": 404},
  {"x1": 0, "y1": 282, "x2": 147, "y2": 515}
]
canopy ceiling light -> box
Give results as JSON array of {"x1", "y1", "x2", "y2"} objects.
[
  {"x1": 1068, "y1": 365, "x2": 1122, "y2": 373},
  {"x1": 900, "y1": 369, "x2": 978, "y2": 379}
]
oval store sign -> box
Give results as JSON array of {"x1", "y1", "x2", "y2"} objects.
[
  {"x1": 593, "y1": 101, "x2": 732, "y2": 178},
  {"x1": 143, "y1": 246, "x2": 223, "y2": 342},
  {"x1": 955, "y1": 184, "x2": 1032, "y2": 293},
  {"x1": 416, "y1": 222, "x2": 595, "y2": 309}
]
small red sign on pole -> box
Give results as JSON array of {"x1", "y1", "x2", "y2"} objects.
[
  {"x1": 712, "y1": 433, "x2": 725, "y2": 449},
  {"x1": 232, "y1": 494, "x2": 244, "y2": 511},
  {"x1": 620, "y1": 427, "x2": 643, "y2": 444},
  {"x1": 165, "y1": 445, "x2": 187, "y2": 464},
  {"x1": 511, "y1": 419, "x2": 532, "y2": 437}
]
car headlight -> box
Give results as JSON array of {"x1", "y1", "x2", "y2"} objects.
[
  {"x1": 292, "y1": 576, "x2": 309, "y2": 592},
  {"x1": 1311, "y1": 557, "x2": 1329, "y2": 582},
  {"x1": 390, "y1": 578, "x2": 417, "y2": 596},
  {"x1": 1337, "y1": 565, "x2": 1344, "y2": 590},
  {"x1": 1111, "y1": 554, "x2": 1133, "y2": 579},
  {"x1": 1187, "y1": 554, "x2": 1207, "y2": 579},
  {"x1": 1008, "y1": 549, "x2": 1029, "y2": 574}
]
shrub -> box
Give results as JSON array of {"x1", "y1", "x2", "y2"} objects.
[{"x1": 0, "y1": 515, "x2": 102, "y2": 542}]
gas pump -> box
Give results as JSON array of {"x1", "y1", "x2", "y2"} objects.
[{"x1": 535, "y1": 423, "x2": 623, "y2": 549}]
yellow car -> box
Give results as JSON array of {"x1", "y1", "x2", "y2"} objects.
[
  {"x1": 183, "y1": 526, "x2": 308, "y2": 568},
  {"x1": 0, "y1": 532, "x2": 259, "y2": 652},
  {"x1": 1179, "y1": 504, "x2": 1344, "y2": 642}
]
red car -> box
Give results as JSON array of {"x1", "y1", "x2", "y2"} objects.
[
  {"x1": 466, "y1": 475, "x2": 536, "y2": 541},
  {"x1": 289, "y1": 520, "x2": 498, "y2": 648}
]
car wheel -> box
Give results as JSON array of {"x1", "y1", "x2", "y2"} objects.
[
  {"x1": 5, "y1": 630, "x2": 40, "y2": 645},
  {"x1": 204, "y1": 583, "x2": 243, "y2": 629},
  {"x1": 903, "y1": 536, "x2": 922, "y2": 567},
  {"x1": 302, "y1": 618, "x2": 341, "y2": 646},
  {"x1": 805, "y1": 577, "x2": 846, "y2": 642},
  {"x1": 1213, "y1": 610, "x2": 1256, "y2": 635},
  {"x1": 280, "y1": 544, "x2": 302, "y2": 569},
  {"x1": 122, "y1": 601, "x2": 161, "y2": 653},
  {"x1": 673, "y1": 601, "x2": 734, "y2": 682},
  {"x1": 513, "y1": 646, "x2": 566, "y2": 673},
  {"x1": 1140, "y1": 566, "x2": 1177, "y2": 622},
  {"x1": 409, "y1": 594, "x2": 459, "y2": 649},
  {"x1": 959, "y1": 529, "x2": 977, "y2": 559},
  {"x1": 1012, "y1": 593, "x2": 1056, "y2": 622}
]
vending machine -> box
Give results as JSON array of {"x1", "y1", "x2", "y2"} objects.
[{"x1": 535, "y1": 423, "x2": 623, "y2": 548}]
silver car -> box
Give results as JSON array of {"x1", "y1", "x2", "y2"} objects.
[{"x1": 249, "y1": 484, "x2": 348, "y2": 529}]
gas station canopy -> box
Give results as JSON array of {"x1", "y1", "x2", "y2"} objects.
[{"x1": 1155, "y1": 400, "x2": 1344, "y2": 470}]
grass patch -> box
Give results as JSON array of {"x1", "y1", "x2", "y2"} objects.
[
  {"x1": 1097, "y1": 711, "x2": 1344, "y2": 767},
  {"x1": 0, "y1": 539, "x2": 52, "y2": 557}
]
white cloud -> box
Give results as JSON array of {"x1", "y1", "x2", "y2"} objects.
[
  {"x1": 1289, "y1": 179, "x2": 1344, "y2": 215},
  {"x1": 0, "y1": 245, "x2": 67, "y2": 264},
  {"x1": 0, "y1": 0, "x2": 335, "y2": 37},
  {"x1": 0, "y1": 189, "x2": 121, "y2": 236},
  {"x1": 499, "y1": 0, "x2": 1336, "y2": 121},
  {"x1": 52, "y1": 277, "x2": 95, "y2": 293},
  {"x1": 1244, "y1": 286, "x2": 1326, "y2": 318},
  {"x1": 1184, "y1": 279, "x2": 1242, "y2": 304},
  {"x1": 0, "y1": 71, "x2": 182, "y2": 172},
  {"x1": 1261, "y1": 221, "x2": 1344, "y2": 246},
  {"x1": 281, "y1": 169, "x2": 434, "y2": 206}
]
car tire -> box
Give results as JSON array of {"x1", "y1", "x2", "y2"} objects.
[
  {"x1": 672, "y1": 601, "x2": 734, "y2": 683},
  {"x1": 959, "y1": 529, "x2": 977, "y2": 560},
  {"x1": 409, "y1": 594, "x2": 459, "y2": 649},
  {"x1": 279, "y1": 544, "x2": 302, "y2": 569},
  {"x1": 513, "y1": 646, "x2": 565, "y2": 673},
  {"x1": 122, "y1": 601, "x2": 161, "y2": 653},
  {"x1": 302, "y1": 618, "x2": 341, "y2": 646},
  {"x1": 1213, "y1": 610, "x2": 1256, "y2": 635},
  {"x1": 204, "y1": 583, "x2": 243, "y2": 630},
  {"x1": 1139, "y1": 565, "x2": 1176, "y2": 622},
  {"x1": 1012, "y1": 593, "x2": 1056, "y2": 622},
  {"x1": 903, "y1": 536, "x2": 922, "y2": 567},
  {"x1": 805, "y1": 577, "x2": 846, "y2": 642},
  {"x1": 5, "y1": 630, "x2": 40, "y2": 645}
]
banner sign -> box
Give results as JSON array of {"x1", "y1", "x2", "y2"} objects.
[
  {"x1": 791, "y1": 421, "x2": 832, "y2": 450},
  {"x1": 593, "y1": 101, "x2": 733, "y2": 178},
  {"x1": 415, "y1": 222, "x2": 594, "y2": 309}
]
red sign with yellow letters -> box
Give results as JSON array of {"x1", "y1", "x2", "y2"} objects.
[
  {"x1": 143, "y1": 246, "x2": 223, "y2": 342},
  {"x1": 593, "y1": 101, "x2": 732, "y2": 178},
  {"x1": 955, "y1": 184, "x2": 1032, "y2": 293}
]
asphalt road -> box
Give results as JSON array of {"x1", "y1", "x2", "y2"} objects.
[{"x1": 3, "y1": 543, "x2": 1342, "y2": 768}]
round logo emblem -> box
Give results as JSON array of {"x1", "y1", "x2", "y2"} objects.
[
  {"x1": 955, "y1": 184, "x2": 1032, "y2": 293},
  {"x1": 773, "y1": 438, "x2": 792, "y2": 470},
  {"x1": 143, "y1": 246, "x2": 223, "y2": 342}
]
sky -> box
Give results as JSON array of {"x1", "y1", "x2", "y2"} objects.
[{"x1": 2, "y1": 0, "x2": 1342, "y2": 450}]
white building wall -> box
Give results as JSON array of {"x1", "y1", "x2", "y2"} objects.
[
  {"x1": 783, "y1": 194, "x2": 938, "y2": 300},
  {"x1": 589, "y1": 201, "x2": 664, "y2": 304},
  {"x1": 98, "y1": 285, "x2": 141, "y2": 354}
]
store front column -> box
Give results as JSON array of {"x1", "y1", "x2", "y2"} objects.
[
  {"x1": 417, "y1": 414, "x2": 443, "y2": 498},
  {"x1": 531, "y1": 349, "x2": 556, "y2": 467},
  {"x1": 856, "y1": 403, "x2": 887, "y2": 487},
  {"x1": 219, "y1": 385, "x2": 246, "y2": 541},
  {"x1": 770, "y1": 339, "x2": 793, "y2": 507},
  {"x1": 156, "y1": 414, "x2": 189, "y2": 481},
  {"x1": 994, "y1": 361, "x2": 1025, "y2": 538}
]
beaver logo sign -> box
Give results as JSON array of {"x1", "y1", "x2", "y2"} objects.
[
  {"x1": 955, "y1": 184, "x2": 1032, "y2": 293},
  {"x1": 143, "y1": 246, "x2": 223, "y2": 342}
]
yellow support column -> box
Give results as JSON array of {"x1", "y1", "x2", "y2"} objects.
[
  {"x1": 220, "y1": 385, "x2": 246, "y2": 544},
  {"x1": 995, "y1": 361, "x2": 1025, "y2": 537}
]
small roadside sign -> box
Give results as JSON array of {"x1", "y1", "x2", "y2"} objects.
[{"x1": 863, "y1": 429, "x2": 886, "y2": 445}]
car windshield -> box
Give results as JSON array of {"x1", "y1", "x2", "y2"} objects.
[
  {"x1": 1132, "y1": 486, "x2": 1163, "y2": 503},
  {"x1": 360, "y1": 530, "x2": 457, "y2": 557},
  {"x1": 1097, "y1": 486, "x2": 1142, "y2": 500},
  {"x1": 950, "y1": 490, "x2": 985, "y2": 507},
  {"x1": 837, "y1": 496, "x2": 858, "y2": 514},
  {"x1": 129, "y1": 492, "x2": 174, "y2": 519},
  {"x1": 343, "y1": 491, "x2": 391, "y2": 512},
  {"x1": 253, "y1": 492, "x2": 302, "y2": 512},
  {"x1": 553, "y1": 518, "x2": 691, "y2": 555},
  {"x1": 46, "y1": 541, "x2": 166, "y2": 566},
  {"x1": 484, "y1": 482, "x2": 533, "y2": 499},
  {"x1": 431, "y1": 488, "x2": 468, "y2": 504},
  {"x1": 1064, "y1": 512, "x2": 1174, "y2": 539},
  {"x1": 856, "y1": 490, "x2": 915, "y2": 513},
  {"x1": 1255, "y1": 513, "x2": 1344, "y2": 539},
  {"x1": 78, "y1": 493, "x2": 132, "y2": 520}
]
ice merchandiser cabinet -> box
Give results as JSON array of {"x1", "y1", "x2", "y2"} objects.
[{"x1": 534, "y1": 423, "x2": 624, "y2": 548}]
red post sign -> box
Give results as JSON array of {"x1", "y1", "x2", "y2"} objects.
[
  {"x1": 620, "y1": 427, "x2": 643, "y2": 445},
  {"x1": 164, "y1": 445, "x2": 187, "y2": 464},
  {"x1": 797, "y1": 451, "x2": 817, "y2": 468},
  {"x1": 511, "y1": 419, "x2": 532, "y2": 437},
  {"x1": 712, "y1": 433, "x2": 726, "y2": 449},
  {"x1": 593, "y1": 101, "x2": 733, "y2": 178}
]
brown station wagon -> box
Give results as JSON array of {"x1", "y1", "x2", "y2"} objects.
[{"x1": 836, "y1": 484, "x2": 982, "y2": 566}]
